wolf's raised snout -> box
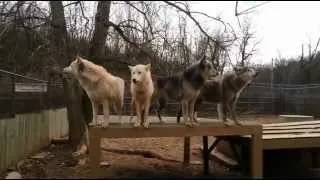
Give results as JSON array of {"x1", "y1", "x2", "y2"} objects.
[{"x1": 63, "y1": 67, "x2": 71, "y2": 73}]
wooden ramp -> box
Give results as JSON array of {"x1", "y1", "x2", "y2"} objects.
[{"x1": 88, "y1": 116, "x2": 263, "y2": 178}]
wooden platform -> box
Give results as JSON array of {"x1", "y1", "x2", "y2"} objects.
[
  {"x1": 262, "y1": 120, "x2": 320, "y2": 150},
  {"x1": 216, "y1": 120, "x2": 320, "y2": 177},
  {"x1": 278, "y1": 114, "x2": 314, "y2": 122},
  {"x1": 88, "y1": 116, "x2": 263, "y2": 178}
]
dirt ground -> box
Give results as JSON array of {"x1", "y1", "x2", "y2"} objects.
[{"x1": 1, "y1": 114, "x2": 283, "y2": 179}]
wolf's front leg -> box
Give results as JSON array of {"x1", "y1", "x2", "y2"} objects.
[
  {"x1": 114, "y1": 99, "x2": 124, "y2": 125},
  {"x1": 227, "y1": 102, "x2": 242, "y2": 126},
  {"x1": 143, "y1": 98, "x2": 151, "y2": 128},
  {"x1": 134, "y1": 101, "x2": 141, "y2": 127},
  {"x1": 88, "y1": 102, "x2": 99, "y2": 127},
  {"x1": 189, "y1": 98, "x2": 198, "y2": 127},
  {"x1": 129, "y1": 98, "x2": 135, "y2": 123},
  {"x1": 231, "y1": 97, "x2": 242, "y2": 125},
  {"x1": 182, "y1": 101, "x2": 192, "y2": 127},
  {"x1": 218, "y1": 103, "x2": 230, "y2": 126},
  {"x1": 223, "y1": 103, "x2": 234, "y2": 126},
  {"x1": 101, "y1": 100, "x2": 110, "y2": 128},
  {"x1": 156, "y1": 97, "x2": 167, "y2": 123}
]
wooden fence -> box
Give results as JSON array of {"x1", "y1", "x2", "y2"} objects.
[{"x1": 0, "y1": 107, "x2": 68, "y2": 172}]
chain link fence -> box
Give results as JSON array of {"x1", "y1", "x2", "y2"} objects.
[
  {"x1": 2, "y1": 68, "x2": 320, "y2": 119},
  {"x1": 0, "y1": 69, "x2": 66, "y2": 119}
]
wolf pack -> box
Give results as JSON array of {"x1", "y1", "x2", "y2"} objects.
[{"x1": 63, "y1": 55, "x2": 259, "y2": 129}]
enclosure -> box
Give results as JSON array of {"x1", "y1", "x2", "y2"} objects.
[{"x1": 2, "y1": 1, "x2": 320, "y2": 179}]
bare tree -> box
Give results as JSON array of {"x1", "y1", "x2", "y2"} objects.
[
  {"x1": 90, "y1": 1, "x2": 111, "y2": 58},
  {"x1": 49, "y1": 1, "x2": 88, "y2": 156},
  {"x1": 236, "y1": 19, "x2": 259, "y2": 66}
]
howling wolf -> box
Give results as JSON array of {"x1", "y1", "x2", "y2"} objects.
[{"x1": 176, "y1": 66, "x2": 259, "y2": 125}]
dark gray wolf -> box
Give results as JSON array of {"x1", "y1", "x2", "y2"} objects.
[
  {"x1": 176, "y1": 66, "x2": 259, "y2": 126},
  {"x1": 154, "y1": 56, "x2": 218, "y2": 127}
]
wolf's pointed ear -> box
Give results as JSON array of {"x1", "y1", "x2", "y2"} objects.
[
  {"x1": 77, "y1": 58, "x2": 84, "y2": 72},
  {"x1": 145, "y1": 64, "x2": 151, "y2": 71},
  {"x1": 128, "y1": 65, "x2": 133, "y2": 71}
]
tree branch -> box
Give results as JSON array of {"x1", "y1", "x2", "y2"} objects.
[
  {"x1": 63, "y1": 1, "x2": 80, "y2": 8},
  {"x1": 124, "y1": 1, "x2": 154, "y2": 39},
  {"x1": 107, "y1": 21, "x2": 154, "y2": 60},
  {"x1": 164, "y1": 1, "x2": 223, "y2": 49},
  {"x1": 236, "y1": 1, "x2": 271, "y2": 16}
]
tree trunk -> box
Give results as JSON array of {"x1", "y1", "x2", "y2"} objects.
[
  {"x1": 82, "y1": 1, "x2": 112, "y2": 128},
  {"x1": 49, "y1": 1, "x2": 88, "y2": 153},
  {"x1": 89, "y1": 1, "x2": 111, "y2": 59}
]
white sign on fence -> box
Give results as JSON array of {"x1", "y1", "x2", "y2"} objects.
[{"x1": 14, "y1": 82, "x2": 47, "y2": 92}]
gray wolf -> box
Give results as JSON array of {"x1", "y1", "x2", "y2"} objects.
[
  {"x1": 154, "y1": 56, "x2": 218, "y2": 127},
  {"x1": 129, "y1": 63, "x2": 154, "y2": 128},
  {"x1": 63, "y1": 56, "x2": 125, "y2": 128},
  {"x1": 176, "y1": 66, "x2": 259, "y2": 126}
]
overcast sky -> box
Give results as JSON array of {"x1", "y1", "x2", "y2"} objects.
[
  {"x1": 71, "y1": 1, "x2": 320, "y2": 66},
  {"x1": 189, "y1": 1, "x2": 320, "y2": 65}
]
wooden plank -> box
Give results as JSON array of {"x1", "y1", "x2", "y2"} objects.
[
  {"x1": 33, "y1": 113, "x2": 39, "y2": 151},
  {"x1": 279, "y1": 115, "x2": 314, "y2": 122},
  {"x1": 264, "y1": 129, "x2": 320, "y2": 134},
  {"x1": 89, "y1": 123, "x2": 261, "y2": 138},
  {"x1": 263, "y1": 124, "x2": 320, "y2": 130},
  {"x1": 263, "y1": 120, "x2": 320, "y2": 127},
  {"x1": 0, "y1": 119, "x2": 8, "y2": 171},
  {"x1": 6, "y1": 117, "x2": 18, "y2": 168},
  {"x1": 251, "y1": 126, "x2": 263, "y2": 178},
  {"x1": 26, "y1": 113, "x2": 33, "y2": 155},
  {"x1": 31, "y1": 113, "x2": 36, "y2": 153},
  {"x1": 263, "y1": 137, "x2": 320, "y2": 150},
  {"x1": 58, "y1": 109, "x2": 64, "y2": 137},
  {"x1": 24, "y1": 114, "x2": 29, "y2": 156},
  {"x1": 17, "y1": 115, "x2": 24, "y2": 161},
  {"x1": 89, "y1": 129, "x2": 101, "y2": 178},
  {"x1": 98, "y1": 115, "x2": 221, "y2": 124},
  {"x1": 42, "y1": 110, "x2": 50, "y2": 146},
  {"x1": 183, "y1": 137, "x2": 190, "y2": 165},
  {"x1": 263, "y1": 133, "x2": 320, "y2": 139},
  {"x1": 21, "y1": 115, "x2": 26, "y2": 160}
]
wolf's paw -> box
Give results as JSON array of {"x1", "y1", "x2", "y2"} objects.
[
  {"x1": 101, "y1": 122, "x2": 109, "y2": 128},
  {"x1": 133, "y1": 121, "x2": 140, "y2": 128},
  {"x1": 192, "y1": 121, "x2": 199, "y2": 126},
  {"x1": 223, "y1": 120, "x2": 233, "y2": 127},
  {"x1": 160, "y1": 119, "x2": 167, "y2": 124},
  {"x1": 88, "y1": 121, "x2": 96, "y2": 127},
  {"x1": 193, "y1": 118, "x2": 199, "y2": 123},
  {"x1": 185, "y1": 121, "x2": 194, "y2": 128},
  {"x1": 235, "y1": 120, "x2": 243, "y2": 126},
  {"x1": 143, "y1": 121, "x2": 150, "y2": 128}
]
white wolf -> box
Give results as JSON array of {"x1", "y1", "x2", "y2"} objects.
[
  {"x1": 129, "y1": 63, "x2": 154, "y2": 128},
  {"x1": 63, "y1": 56, "x2": 125, "y2": 128}
]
